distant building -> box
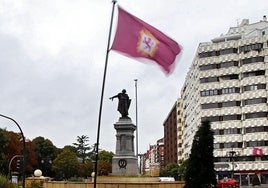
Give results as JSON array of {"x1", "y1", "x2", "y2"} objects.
[
  {"x1": 143, "y1": 144, "x2": 160, "y2": 176},
  {"x1": 177, "y1": 100, "x2": 184, "y2": 164},
  {"x1": 141, "y1": 139, "x2": 164, "y2": 176},
  {"x1": 182, "y1": 16, "x2": 268, "y2": 185},
  {"x1": 163, "y1": 99, "x2": 183, "y2": 165},
  {"x1": 156, "y1": 138, "x2": 165, "y2": 170}
]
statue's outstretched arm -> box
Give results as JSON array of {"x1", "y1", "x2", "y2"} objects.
[{"x1": 109, "y1": 94, "x2": 118, "y2": 101}]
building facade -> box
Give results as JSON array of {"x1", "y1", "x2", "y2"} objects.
[
  {"x1": 182, "y1": 16, "x2": 268, "y2": 185},
  {"x1": 156, "y1": 138, "x2": 165, "y2": 170},
  {"x1": 163, "y1": 101, "x2": 178, "y2": 165},
  {"x1": 143, "y1": 144, "x2": 160, "y2": 176},
  {"x1": 177, "y1": 99, "x2": 184, "y2": 164}
]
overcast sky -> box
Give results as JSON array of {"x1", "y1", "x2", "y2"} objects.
[{"x1": 0, "y1": 0, "x2": 268, "y2": 154}]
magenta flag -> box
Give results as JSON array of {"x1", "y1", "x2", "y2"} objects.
[
  {"x1": 253, "y1": 147, "x2": 264, "y2": 157},
  {"x1": 111, "y1": 6, "x2": 182, "y2": 74}
]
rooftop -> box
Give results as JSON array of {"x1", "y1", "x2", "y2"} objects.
[{"x1": 211, "y1": 15, "x2": 268, "y2": 43}]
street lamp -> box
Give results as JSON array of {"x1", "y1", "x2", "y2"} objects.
[
  {"x1": 226, "y1": 149, "x2": 239, "y2": 178},
  {"x1": 0, "y1": 114, "x2": 26, "y2": 188}
]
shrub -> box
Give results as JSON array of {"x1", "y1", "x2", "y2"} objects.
[
  {"x1": 26, "y1": 180, "x2": 43, "y2": 188},
  {"x1": 69, "y1": 176, "x2": 84, "y2": 182},
  {"x1": 0, "y1": 174, "x2": 16, "y2": 188}
]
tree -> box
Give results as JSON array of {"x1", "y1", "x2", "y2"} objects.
[
  {"x1": 0, "y1": 128, "x2": 9, "y2": 174},
  {"x1": 159, "y1": 162, "x2": 179, "y2": 179},
  {"x1": 6, "y1": 131, "x2": 22, "y2": 160},
  {"x1": 5, "y1": 131, "x2": 24, "y2": 175},
  {"x1": 73, "y1": 135, "x2": 91, "y2": 163},
  {"x1": 52, "y1": 148, "x2": 79, "y2": 180},
  {"x1": 98, "y1": 160, "x2": 112, "y2": 175},
  {"x1": 252, "y1": 174, "x2": 261, "y2": 186},
  {"x1": 89, "y1": 150, "x2": 114, "y2": 176},
  {"x1": 32, "y1": 136, "x2": 59, "y2": 177},
  {"x1": 25, "y1": 141, "x2": 38, "y2": 174},
  {"x1": 77, "y1": 161, "x2": 93, "y2": 178},
  {"x1": 62, "y1": 145, "x2": 76, "y2": 154},
  {"x1": 98, "y1": 150, "x2": 114, "y2": 163},
  {"x1": 0, "y1": 130, "x2": 38, "y2": 176},
  {"x1": 178, "y1": 159, "x2": 189, "y2": 180},
  {"x1": 184, "y1": 120, "x2": 217, "y2": 188}
]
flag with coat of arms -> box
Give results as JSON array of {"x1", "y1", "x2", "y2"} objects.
[{"x1": 111, "y1": 6, "x2": 182, "y2": 74}]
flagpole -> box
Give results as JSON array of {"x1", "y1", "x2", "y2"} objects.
[
  {"x1": 94, "y1": 1, "x2": 117, "y2": 188},
  {"x1": 134, "y1": 79, "x2": 139, "y2": 174},
  {"x1": 134, "y1": 79, "x2": 138, "y2": 157}
]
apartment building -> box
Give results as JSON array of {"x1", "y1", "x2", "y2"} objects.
[
  {"x1": 182, "y1": 16, "x2": 268, "y2": 185},
  {"x1": 156, "y1": 138, "x2": 165, "y2": 170},
  {"x1": 163, "y1": 99, "x2": 183, "y2": 165},
  {"x1": 177, "y1": 99, "x2": 184, "y2": 164},
  {"x1": 143, "y1": 144, "x2": 160, "y2": 176}
]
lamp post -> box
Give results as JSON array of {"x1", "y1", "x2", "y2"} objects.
[
  {"x1": 226, "y1": 149, "x2": 239, "y2": 178},
  {"x1": 0, "y1": 114, "x2": 26, "y2": 188}
]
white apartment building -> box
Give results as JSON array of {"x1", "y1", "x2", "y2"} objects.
[
  {"x1": 182, "y1": 16, "x2": 268, "y2": 185},
  {"x1": 177, "y1": 99, "x2": 184, "y2": 164}
]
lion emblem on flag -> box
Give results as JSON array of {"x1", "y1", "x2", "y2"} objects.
[{"x1": 137, "y1": 29, "x2": 159, "y2": 57}]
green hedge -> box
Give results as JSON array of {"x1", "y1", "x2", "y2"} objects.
[{"x1": 0, "y1": 174, "x2": 16, "y2": 188}]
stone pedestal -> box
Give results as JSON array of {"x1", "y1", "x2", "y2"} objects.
[{"x1": 112, "y1": 118, "x2": 139, "y2": 176}]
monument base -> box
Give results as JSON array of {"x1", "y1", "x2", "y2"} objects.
[
  {"x1": 112, "y1": 156, "x2": 138, "y2": 176},
  {"x1": 111, "y1": 118, "x2": 139, "y2": 176}
]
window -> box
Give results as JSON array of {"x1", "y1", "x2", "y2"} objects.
[
  {"x1": 199, "y1": 51, "x2": 219, "y2": 58},
  {"x1": 199, "y1": 48, "x2": 238, "y2": 58},
  {"x1": 241, "y1": 56, "x2": 264, "y2": 65},
  {"x1": 243, "y1": 98, "x2": 267, "y2": 106},
  {"x1": 200, "y1": 76, "x2": 219, "y2": 83},
  {"x1": 220, "y1": 74, "x2": 239, "y2": 80},
  {"x1": 214, "y1": 157, "x2": 233, "y2": 162},
  {"x1": 214, "y1": 143, "x2": 220, "y2": 149},
  {"x1": 219, "y1": 48, "x2": 238, "y2": 55},
  {"x1": 216, "y1": 142, "x2": 243, "y2": 149},
  {"x1": 245, "y1": 112, "x2": 267, "y2": 119},
  {"x1": 220, "y1": 61, "x2": 239, "y2": 68},
  {"x1": 243, "y1": 84, "x2": 266, "y2": 92},
  {"x1": 202, "y1": 114, "x2": 241, "y2": 122},
  {"x1": 201, "y1": 101, "x2": 240, "y2": 109},
  {"x1": 200, "y1": 89, "x2": 218, "y2": 97},
  {"x1": 199, "y1": 64, "x2": 218, "y2": 71},
  {"x1": 201, "y1": 103, "x2": 220, "y2": 109},
  {"x1": 240, "y1": 43, "x2": 263, "y2": 53},
  {"x1": 222, "y1": 115, "x2": 241, "y2": 121},
  {"x1": 243, "y1": 70, "x2": 265, "y2": 78},
  {"x1": 201, "y1": 116, "x2": 221, "y2": 122},
  {"x1": 245, "y1": 126, "x2": 268, "y2": 133},
  {"x1": 224, "y1": 128, "x2": 242, "y2": 134},
  {"x1": 222, "y1": 101, "x2": 240, "y2": 107},
  {"x1": 237, "y1": 156, "x2": 255, "y2": 161},
  {"x1": 246, "y1": 140, "x2": 268, "y2": 147},
  {"x1": 221, "y1": 87, "x2": 240, "y2": 94},
  {"x1": 214, "y1": 128, "x2": 242, "y2": 135}
]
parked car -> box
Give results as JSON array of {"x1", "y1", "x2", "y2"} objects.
[
  {"x1": 217, "y1": 178, "x2": 239, "y2": 188},
  {"x1": 158, "y1": 177, "x2": 175, "y2": 182}
]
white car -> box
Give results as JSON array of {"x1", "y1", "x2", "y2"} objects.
[{"x1": 158, "y1": 177, "x2": 175, "y2": 182}]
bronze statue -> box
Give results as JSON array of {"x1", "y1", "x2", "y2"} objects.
[{"x1": 110, "y1": 89, "x2": 131, "y2": 118}]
